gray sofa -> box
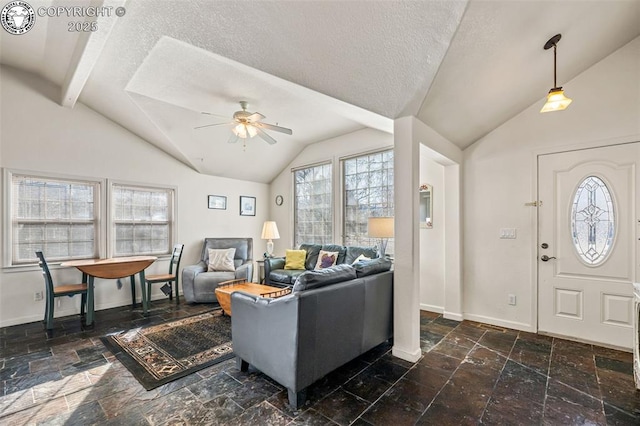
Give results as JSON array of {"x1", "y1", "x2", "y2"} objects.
[
  {"x1": 231, "y1": 261, "x2": 393, "y2": 409},
  {"x1": 181, "y1": 238, "x2": 253, "y2": 303},
  {"x1": 264, "y1": 243, "x2": 378, "y2": 287}
]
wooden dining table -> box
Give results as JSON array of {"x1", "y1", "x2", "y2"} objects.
[{"x1": 61, "y1": 256, "x2": 157, "y2": 326}]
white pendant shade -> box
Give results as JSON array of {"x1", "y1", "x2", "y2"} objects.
[{"x1": 540, "y1": 88, "x2": 573, "y2": 113}]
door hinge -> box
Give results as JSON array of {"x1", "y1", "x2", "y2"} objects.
[{"x1": 525, "y1": 201, "x2": 542, "y2": 207}]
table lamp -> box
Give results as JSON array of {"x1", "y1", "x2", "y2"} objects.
[
  {"x1": 261, "y1": 221, "x2": 280, "y2": 257},
  {"x1": 368, "y1": 217, "x2": 394, "y2": 258}
]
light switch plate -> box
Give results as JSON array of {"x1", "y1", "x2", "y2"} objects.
[{"x1": 500, "y1": 228, "x2": 517, "y2": 239}]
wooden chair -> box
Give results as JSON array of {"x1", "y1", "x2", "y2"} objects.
[
  {"x1": 35, "y1": 250, "x2": 88, "y2": 332},
  {"x1": 145, "y1": 244, "x2": 184, "y2": 304}
]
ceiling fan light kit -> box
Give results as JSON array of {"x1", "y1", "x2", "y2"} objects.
[
  {"x1": 197, "y1": 101, "x2": 292, "y2": 146},
  {"x1": 540, "y1": 33, "x2": 573, "y2": 113}
]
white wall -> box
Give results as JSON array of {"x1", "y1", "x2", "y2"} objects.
[
  {"x1": 269, "y1": 128, "x2": 394, "y2": 253},
  {"x1": 0, "y1": 66, "x2": 269, "y2": 327},
  {"x1": 419, "y1": 150, "x2": 445, "y2": 312},
  {"x1": 463, "y1": 36, "x2": 640, "y2": 331}
]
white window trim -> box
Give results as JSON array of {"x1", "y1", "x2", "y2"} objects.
[
  {"x1": 107, "y1": 179, "x2": 177, "y2": 258},
  {"x1": 2, "y1": 168, "x2": 106, "y2": 269}
]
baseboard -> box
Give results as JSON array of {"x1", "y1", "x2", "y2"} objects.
[
  {"x1": 419, "y1": 303, "x2": 443, "y2": 313},
  {"x1": 443, "y1": 311, "x2": 463, "y2": 322},
  {"x1": 0, "y1": 306, "x2": 82, "y2": 328},
  {"x1": 392, "y1": 345, "x2": 422, "y2": 362},
  {"x1": 464, "y1": 313, "x2": 534, "y2": 333},
  {"x1": 0, "y1": 299, "x2": 145, "y2": 328}
]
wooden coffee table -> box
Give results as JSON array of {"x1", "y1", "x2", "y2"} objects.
[{"x1": 215, "y1": 279, "x2": 290, "y2": 316}]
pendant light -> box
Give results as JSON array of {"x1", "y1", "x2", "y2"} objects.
[{"x1": 540, "y1": 33, "x2": 572, "y2": 113}]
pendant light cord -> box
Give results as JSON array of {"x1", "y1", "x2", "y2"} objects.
[{"x1": 553, "y1": 44, "x2": 557, "y2": 89}]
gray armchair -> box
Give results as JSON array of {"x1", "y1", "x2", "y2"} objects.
[{"x1": 182, "y1": 238, "x2": 253, "y2": 303}]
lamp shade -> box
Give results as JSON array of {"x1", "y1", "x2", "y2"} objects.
[
  {"x1": 540, "y1": 87, "x2": 572, "y2": 113},
  {"x1": 261, "y1": 221, "x2": 280, "y2": 240},
  {"x1": 368, "y1": 217, "x2": 394, "y2": 238}
]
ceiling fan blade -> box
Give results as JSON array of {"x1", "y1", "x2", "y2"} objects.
[
  {"x1": 256, "y1": 128, "x2": 277, "y2": 145},
  {"x1": 247, "y1": 112, "x2": 265, "y2": 122},
  {"x1": 201, "y1": 111, "x2": 229, "y2": 119},
  {"x1": 255, "y1": 122, "x2": 293, "y2": 135},
  {"x1": 194, "y1": 121, "x2": 233, "y2": 130},
  {"x1": 227, "y1": 133, "x2": 239, "y2": 144}
]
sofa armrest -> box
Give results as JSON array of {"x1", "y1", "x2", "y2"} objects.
[
  {"x1": 234, "y1": 261, "x2": 253, "y2": 282},
  {"x1": 182, "y1": 262, "x2": 206, "y2": 282},
  {"x1": 181, "y1": 262, "x2": 207, "y2": 303},
  {"x1": 231, "y1": 292, "x2": 299, "y2": 390},
  {"x1": 264, "y1": 257, "x2": 285, "y2": 285}
]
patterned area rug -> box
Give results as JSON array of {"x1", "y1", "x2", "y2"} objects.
[{"x1": 100, "y1": 310, "x2": 233, "y2": 390}]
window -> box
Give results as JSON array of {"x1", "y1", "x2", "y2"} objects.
[
  {"x1": 9, "y1": 173, "x2": 100, "y2": 265},
  {"x1": 293, "y1": 163, "x2": 332, "y2": 246},
  {"x1": 571, "y1": 175, "x2": 615, "y2": 265},
  {"x1": 342, "y1": 149, "x2": 394, "y2": 253},
  {"x1": 112, "y1": 184, "x2": 174, "y2": 256}
]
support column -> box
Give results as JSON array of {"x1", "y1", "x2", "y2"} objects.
[{"x1": 391, "y1": 117, "x2": 421, "y2": 362}]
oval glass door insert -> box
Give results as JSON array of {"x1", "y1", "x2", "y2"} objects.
[{"x1": 571, "y1": 176, "x2": 615, "y2": 265}]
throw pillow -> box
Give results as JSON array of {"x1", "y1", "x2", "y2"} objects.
[
  {"x1": 314, "y1": 250, "x2": 339, "y2": 270},
  {"x1": 284, "y1": 249, "x2": 306, "y2": 270},
  {"x1": 351, "y1": 254, "x2": 372, "y2": 264},
  {"x1": 207, "y1": 248, "x2": 236, "y2": 272}
]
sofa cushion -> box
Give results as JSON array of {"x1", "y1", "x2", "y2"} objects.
[
  {"x1": 207, "y1": 248, "x2": 236, "y2": 272},
  {"x1": 299, "y1": 244, "x2": 322, "y2": 270},
  {"x1": 314, "y1": 250, "x2": 339, "y2": 270},
  {"x1": 292, "y1": 264, "x2": 357, "y2": 292},
  {"x1": 353, "y1": 258, "x2": 392, "y2": 277},
  {"x1": 345, "y1": 246, "x2": 378, "y2": 264},
  {"x1": 284, "y1": 249, "x2": 306, "y2": 270},
  {"x1": 269, "y1": 269, "x2": 305, "y2": 285}
]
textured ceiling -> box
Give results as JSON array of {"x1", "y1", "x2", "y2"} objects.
[
  {"x1": 1, "y1": 0, "x2": 639, "y2": 183},
  {"x1": 419, "y1": 0, "x2": 640, "y2": 147}
]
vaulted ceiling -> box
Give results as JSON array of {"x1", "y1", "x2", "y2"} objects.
[{"x1": 1, "y1": 0, "x2": 639, "y2": 183}]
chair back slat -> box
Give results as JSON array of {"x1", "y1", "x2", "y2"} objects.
[
  {"x1": 169, "y1": 244, "x2": 184, "y2": 275},
  {"x1": 35, "y1": 250, "x2": 55, "y2": 295}
]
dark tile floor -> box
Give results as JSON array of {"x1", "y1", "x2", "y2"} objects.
[{"x1": 1, "y1": 301, "x2": 639, "y2": 425}]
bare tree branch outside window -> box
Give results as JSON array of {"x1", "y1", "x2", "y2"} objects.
[
  {"x1": 293, "y1": 163, "x2": 332, "y2": 246},
  {"x1": 342, "y1": 150, "x2": 394, "y2": 255}
]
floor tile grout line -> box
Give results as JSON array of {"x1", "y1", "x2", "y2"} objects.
[
  {"x1": 591, "y1": 344, "x2": 608, "y2": 422},
  {"x1": 541, "y1": 336, "x2": 554, "y2": 424},
  {"x1": 546, "y1": 340, "x2": 608, "y2": 404},
  {"x1": 413, "y1": 324, "x2": 489, "y2": 423},
  {"x1": 348, "y1": 350, "x2": 424, "y2": 425},
  {"x1": 477, "y1": 330, "x2": 518, "y2": 424},
  {"x1": 351, "y1": 315, "x2": 465, "y2": 425}
]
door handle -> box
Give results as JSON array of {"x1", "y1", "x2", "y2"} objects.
[{"x1": 540, "y1": 255, "x2": 557, "y2": 262}]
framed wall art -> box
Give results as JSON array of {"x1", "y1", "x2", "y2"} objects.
[
  {"x1": 208, "y1": 195, "x2": 227, "y2": 210},
  {"x1": 239, "y1": 196, "x2": 256, "y2": 216}
]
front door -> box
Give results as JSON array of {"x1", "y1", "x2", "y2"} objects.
[{"x1": 538, "y1": 142, "x2": 639, "y2": 349}]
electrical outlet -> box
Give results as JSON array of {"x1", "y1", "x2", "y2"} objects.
[
  {"x1": 34, "y1": 291, "x2": 44, "y2": 301},
  {"x1": 508, "y1": 294, "x2": 517, "y2": 305}
]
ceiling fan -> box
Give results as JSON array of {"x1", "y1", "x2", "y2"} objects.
[{"x1": 195, "y1": 101, "x2": 293, "y2": 145}]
